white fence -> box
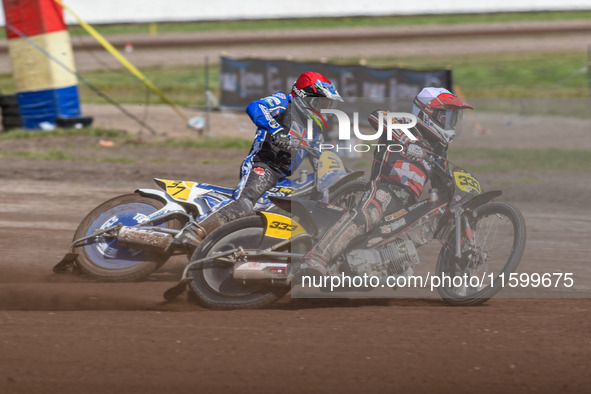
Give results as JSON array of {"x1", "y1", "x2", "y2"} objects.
[{"x1": 1, "y1": 0, "x2": 590, "y2": 25}]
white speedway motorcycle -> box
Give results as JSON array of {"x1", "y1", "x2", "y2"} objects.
[{"x1": 54, "y1": 130, "x2": 366, "y2": 282}]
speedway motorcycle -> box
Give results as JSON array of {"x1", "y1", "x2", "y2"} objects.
[
  {"x1": 167, "y1": 152, "x2": 526, "y2": 308},
  {"x1": 54, "y1": 128, "x2": 366, "y2": 282}
]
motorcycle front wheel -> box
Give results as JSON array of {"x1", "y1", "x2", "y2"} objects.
[
  {"x1": 435, "y1": 202, "x2": 526, "y2": 306},
  {"x1": 188, "y1": 216, "x2": 290, "y2": 310},
  {"x1": 73, "y1": 193, "x2": 183, "y2": 281}
]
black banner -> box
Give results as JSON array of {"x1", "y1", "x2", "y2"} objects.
[{"x1": 220, "y1": 57, "x2": 452, "y2": 110}]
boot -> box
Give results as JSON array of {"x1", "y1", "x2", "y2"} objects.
[
  {"x1": 180, "y1": 223, "x2": 207, "y2": 250},
  {"x1": 299, "y1": 253, "x2": 328, "y2": 277}
]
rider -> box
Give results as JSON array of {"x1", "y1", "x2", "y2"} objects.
[
  {"x1": 301, "y1": 87, "x2": 473, "y2": 275},
  {"x1": 182, "y1": 71, "x2": 343, "y2": 248}
]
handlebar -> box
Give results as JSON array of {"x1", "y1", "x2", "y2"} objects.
[
  {"x1": 290, "y1": 136, "x2": 322, "y2": 158},
  {"x1": 425, "y1": 151, "x2": 452, "y2": 179}
]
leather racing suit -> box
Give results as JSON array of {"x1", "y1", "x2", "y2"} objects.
[
  {"x1": 304, "y1": 112, "x2": 448, "y2": 271},
  {"x1": 194, "y1": 91, "x2": 313, "y2": 237}
]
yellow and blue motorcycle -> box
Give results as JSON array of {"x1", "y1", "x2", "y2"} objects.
[{"x1": 54, "y1": 135, "x2": 365, "y2": 282}]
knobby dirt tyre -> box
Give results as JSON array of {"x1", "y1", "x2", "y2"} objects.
[
  {"x1": 435, "y1": 202, "x2": 526, "y2": 306},
  {"x1": 73, "y1": 193, "x2": 182, "y2": 282},
  {"x1": 188, "y1": 216, "x2": 289, "y2": 309}
]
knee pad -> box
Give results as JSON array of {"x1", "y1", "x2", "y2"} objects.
[{"x1": 350, "y1": 204, "x2": 382, "y2": 230}]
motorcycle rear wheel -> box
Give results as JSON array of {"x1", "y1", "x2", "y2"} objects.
[
  {"x1": 435, "y1": 202, "x2": 526, "y2": 306},
  {"x1": 188, "y1": 179, "x2": 367, "y2": 309},
  {"x1": 73, "y1": 193, "x2": 182, "y2": 281},
  {"x1": 188, "y1": 216, "x2": 289, "y2": 309}
]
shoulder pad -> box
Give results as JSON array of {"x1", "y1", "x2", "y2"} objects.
[{"x1": 273, "y1": 92, "x2": 287, "y2": 100}]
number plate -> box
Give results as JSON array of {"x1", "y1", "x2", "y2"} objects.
[
  {"x1": 158, "y1": 179, "x2": 196, "y2": 201},
  {"x1": 454, "y1": 171, "x2": 481, "y2": 194},
  {"x1": 261, "y1": 212, "x2": 307, "y2": 239},
  {"x1": 317, "y1": 152, "x2": 345, "y2": 180}
]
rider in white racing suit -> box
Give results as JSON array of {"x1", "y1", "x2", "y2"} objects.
[
  {"x1": 301, "y1": 87, "x2": 473, "y2": 275},
  {"x1": 183, "y1": 71, "x2": 343, "y2": 248}
]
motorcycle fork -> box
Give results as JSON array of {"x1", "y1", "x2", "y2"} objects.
[{"x1": 452, "y1": 208, "x2": 475, "y2": 258}]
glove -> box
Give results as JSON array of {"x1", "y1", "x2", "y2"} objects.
[
  {"x1": 405, "y1": 144, "x2": 426, "y2": 162},
  {"x1": 272, "y1": 132, "x2": 291, "y2": 150},
  {"x1": 368, "y1": 109, "x2": 388, "y2": 132}
]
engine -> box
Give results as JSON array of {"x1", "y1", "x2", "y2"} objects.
[{"x1": 345, "y1": 239, "x2": 419, "y2": 278}]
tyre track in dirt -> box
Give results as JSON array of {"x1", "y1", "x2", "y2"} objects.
[
  {"x1": 1, "y1": 17, "x2": 590, "y2": 386},
  {"x1": 0, "y1": 158, "x2": 590, "y2": 393}
]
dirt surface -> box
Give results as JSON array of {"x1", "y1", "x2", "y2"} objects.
[
  {"x1": 1, "y1": 23, "x2": 591, "y2": 394},
  {"x1": 1, "y1": 120, "x2": 590, "y2": 393}
]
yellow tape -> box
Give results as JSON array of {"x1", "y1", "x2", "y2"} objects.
[{"x1": 54, "y1": 0, "x2": 189, "y2": 123}]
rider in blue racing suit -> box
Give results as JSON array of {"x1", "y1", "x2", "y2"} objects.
[{"x1": 182, "y1": 71, "x2": 343, "y2": 248}]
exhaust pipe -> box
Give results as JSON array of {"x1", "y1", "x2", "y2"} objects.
[
  {"x1": 233, "y1": 261, "x2": 290, "y2": 283},
  {"x1": 117, "y1": 226, "x2": 174, "y2": 253}
]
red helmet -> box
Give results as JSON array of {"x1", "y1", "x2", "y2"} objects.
[
  {"x1": 291, "y1": 71, "x2": 343, "y2": 102},
  {"x1": 412, "y1": 87, "x2": 472, "y2": 145}
]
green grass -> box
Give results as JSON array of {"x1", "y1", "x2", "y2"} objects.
[
  {"x1": 0, "y1": 127, "x2": 123, "y2": 141},
  {"x1": 76, "y1": 65, "x2": 218, "y2": 107},
  {"x1": 118, "y1": 135, "x2": 252, "y2": 149},
  {"x1": 0, "y1": 127, "x2": 252, "y2": 149},
  {"x1": 0, "y1": 51, "x2": 585, "y2": 110},
  {"x1": 349, "y1": 147, "x2": 591, "y2": 175},
  {"x1": 448, "y1": 147, "x2": 591, "y2": 173},
  {"x1": 1, "y1": 50, "x2": 585, "y2": 113},
  {"x1": 0, "y1": 128, "x2": 252, "y2": 164},
  {"x1": 351, "y1": 52, "x2": 590, "y2": 98},
  {"x1": 1, "y1": 126, "x2": 588, "y2": 173},
  {"x1": 0, "y1": 148, "x2": 134, "y2": 162},
  {"x1": 0, "y1": 148, "x2": 241, "y2": 164},
  {"x1": 0, "y1": 11, "x2": 587, "y2": 114},
  {"x1": 153, "y1": 136, "x2": 252, "y2": 149},
  {"x1": 2, "y1": 11, "x2": 586, "y2": 39}
]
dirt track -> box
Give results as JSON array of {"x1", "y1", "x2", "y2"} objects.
[
  {"x1": 1, "y1": 22, "x2": 591, "y2": 393},
  {"x1": 0, "y1": 125, "x2": 590, "y2": 393}
]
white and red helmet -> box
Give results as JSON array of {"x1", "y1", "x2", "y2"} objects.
[{"x1": 412, "y1": 87, "x2": 472, "y2": 145}]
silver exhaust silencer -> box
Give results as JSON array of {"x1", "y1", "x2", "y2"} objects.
[
  {"x1": 233, "y1": 261, "x2": 289, "y2": 281},
  {"x1": 117, "y1": 226, "x2": 174, "y2": 253}
]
